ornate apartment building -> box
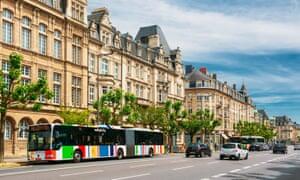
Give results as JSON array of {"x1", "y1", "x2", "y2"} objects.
[
  {"x1": 275, "y1": 116, "x2": 299, "y2": 143},
  {"x1": 184, "y1": 66, "x2": 258, "y2": 144},
  {"x1": 87, "y1": 8, "x2": 184, "y2": 114},
  {"x1": 0, "y1": 0, "x2": 88, "y2": 156},
  {"x1": 0, "y1": 1, "x2": 184, "y2": 157}
]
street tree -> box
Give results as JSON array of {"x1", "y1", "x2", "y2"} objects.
[
  {"x1": 93, "y1": 89, "x2": 138, "y2": 125},
  {"x1": 158, "y1": 101, "x2": 187, "y2": 152},
  {"x1": 180, "y1": 113, "x2": 203, "y2": 143},
  {"x1": 0, "y1": 53, "x2": 53, "y2": 162},
  {"x1": 234, "y1": 121, "x2": 277, "y2": 141},
  {"x1": 140, "y1": 106, "x2": 165, "y2": 129},
  {"x1": 58, "y1": 108, "x2": 90, "y2": 125},
  {"x1": 195, "y1": 109, "x2": 221, "y2": 143}
]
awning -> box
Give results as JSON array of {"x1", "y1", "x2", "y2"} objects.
[{"x1": 221, "y1": 133, "x2": 229, "y2": 140}]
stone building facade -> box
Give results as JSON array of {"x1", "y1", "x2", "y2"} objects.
[
  {"x1": 1, "y1": 1, "x2": 184, "y2": 157},
  {"x1": 184, "y1": 66, "x2": 258, "y2": 144},
  {"x1": 87, "y1": 8, "x2": 185, "y2": 149},
  {"x1": 275, "y1": 116, "x2": 299, "y2": 144}
]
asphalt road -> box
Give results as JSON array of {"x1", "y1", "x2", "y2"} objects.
[{"x1": 0, "y1": 146, "x2": 299, "y2": 180}]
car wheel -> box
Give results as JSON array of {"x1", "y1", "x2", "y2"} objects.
[
  {"x1": 245, "y1": 153, "x2": 248, "y2": 160},
  {"x1": 236, "y1": 154, "x2": 240, "y2": 160},
  {"x1": 117, "y1": 149, "x2": 124, "y2": 160},
  {"x1": 208, "y1": 152, "x2": 212, "y2": 157},
  {"x1": 148, "y1": 148, "x2": 154, "y2": 158},
  {"x1": 200, "y1": 152, "x2": 204, "y2": 157},
  {"x1": 185, "y1": 154, "x2": 190, "y2": 158},
  {"x1": 73, "y1": 150, "x2": 82, "y2": 163},
  {"x1": 220, "y1": 155, "x2": 224, "y2": 160}
]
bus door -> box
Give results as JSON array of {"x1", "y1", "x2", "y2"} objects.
[{"x1": 125, "y1": 130, "x2": 135, "y2": 157}]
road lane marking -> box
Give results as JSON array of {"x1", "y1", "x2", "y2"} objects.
[
  {"x1": 0, "y1": 158, "x2": 170, "y2": 177},
  {"x1": 261, "y1": 162, "x2": 267, "y2": 164},
  {"x1": 170, "y1": 159, "x2": 187, "y2": 163},
  {"x1": 111, "y1": 173, "x2": 151, "y2": 180},
  {"x1": 212, "y1": 173, "x2": 227, "y2": 178},
  {"x1": 130, "y1": 163, "x2": 155, "y2": 168},
  {"x1": 229, "y1": 169, "x2": 241, "y2": 173},
  {"x1": 253, "y1": 163, "x2": 260, "y2": 167},
  {"x1": 60, "y1": 170, "x2": 103, "y2": 177},
  {"x1": 242, "y1": 166, "x2": 251, "y2": 170},
  {"x1": 207, "y1": 161, "x2": 220, "y2": 165},
  {"x1": 172, "y1": 165, "x2": 194, "y2": 171}
]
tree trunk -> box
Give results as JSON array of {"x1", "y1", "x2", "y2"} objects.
[
  {"x1": 0, "y1": 112, "x2": 6, "y2": 162},
  {"x1": 190, "y1": 134, "x2": 194, "y2": 144},
  {"x1": 168, "y1": 135, "x2": 173, "y2": 153}
]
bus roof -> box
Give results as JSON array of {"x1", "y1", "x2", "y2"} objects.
[
  {"x1": 240, "y1": 136, "x2": 264, "y2": 139},
  {"x1": 30, "y1": 124, "x2": 161, "y2": 132}
]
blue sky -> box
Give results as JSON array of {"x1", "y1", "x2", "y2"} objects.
[{"x1": 88, "y1": 0, "x2": 300, "y2": 122}]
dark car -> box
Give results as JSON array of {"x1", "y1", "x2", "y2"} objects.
[
  {"x1": 249, "y1": 143, "x2": 264, "y2": 151},
  {"x1": 273, "y1": 143, "x2": 287, "y2": 154},
  {"x1": 185, "y1": 143, "x2": 212, "y2": 158}
]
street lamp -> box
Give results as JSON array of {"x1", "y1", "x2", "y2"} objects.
[{"x1": 96, "y1": 46, "x2": 114, "y2": 124}]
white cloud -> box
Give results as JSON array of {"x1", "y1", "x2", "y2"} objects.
[{"x1": 88, "y1": 0, "x2": 300, "y2": 59}]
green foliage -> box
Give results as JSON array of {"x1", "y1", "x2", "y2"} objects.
[
  {"x1": 158, "y1": 100, "x2": 186, "y2": 136},
  {"x1": 58, "y1": 108, "x2": 90, "y2": 125},
  {"x1": 195, "y1": 109, "x2": 221, "y2": 135},
  {"x1": 93, "y1": 89, "x2": 138, "y2": 125},
  {"x1": 180, "y1": 113, "x2": 204, "y2": 143},
  {"x1": 234, "y1": 121, "x2": 277, "y2": 140},
  {"x1": 0, "y1": 52, "x2": 53, "y2": 162},
  {"x1": 140, "y1": 106, "x2": 165, "y2": 129}
]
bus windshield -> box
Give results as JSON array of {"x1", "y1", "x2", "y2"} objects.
[{"x1": 28, "y1": 125, "x2": 51, "y2": 151}]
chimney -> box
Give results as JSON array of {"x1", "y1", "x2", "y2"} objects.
[
  {"x1": 185, "y1": 65, "x2": 194, "y2": 74},
  {"x1": 233, "y1": 84, "x2": 236, "y2": 90},
  {"x1": 199, "y1": 67, "x2": 207, "y2": 74},
  {"x1": 212, "y1": 73, "x2": 217, "y2": 80}
]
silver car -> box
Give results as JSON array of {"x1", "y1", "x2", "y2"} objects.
[{"x1": 294, "y1": 144, "x2": 300, "y2": 150}]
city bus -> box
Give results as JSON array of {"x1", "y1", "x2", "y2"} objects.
[
  {"x1": 27, "y1": 124, "x2": 165, "y2": 162},
  {"x1": 229, "y1": 136, "x2": 265, "y2": 149}
]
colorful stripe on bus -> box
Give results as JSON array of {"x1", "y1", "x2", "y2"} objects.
[{"x1": 28, "y1": 145, "x2": 165, "y2": 161}]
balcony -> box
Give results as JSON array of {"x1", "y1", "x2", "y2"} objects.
[{"x1": 97, "y1": 74, "x2": 114, "y2": 83}]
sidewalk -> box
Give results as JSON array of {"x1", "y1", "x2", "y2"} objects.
[{"x1": 0, "y1": 156, "x2": 28, "y2": 168}]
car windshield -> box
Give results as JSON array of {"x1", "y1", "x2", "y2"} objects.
[
  {"x1": 223, "y1": 144, "x2": 236, "y2": 149},
  {"x1": 188, "y1": 144, "x2": 199, "y2": 148},
  {"x1": 28, "y1": 125, "x2": 51, "y2": 151},
  {"x1": 275, "y1": 144, "x2": 285, "y2": 147}
]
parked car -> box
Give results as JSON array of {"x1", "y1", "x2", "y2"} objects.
[
  {"x1": 249, "y1": 143, "x2": 264, "y2": 151},
  {"x1": 185, "y1": 143, "x2": 212, "y2": 158},
  {"x1": 220, "y1": 143, "x2": 249, "y2": 160},
  {"x1": 273, "y1": 143, "x2": 287, "y2": 154},
  {"x1": 262, "y1": 143, "x2": 271, "y2": 151},
  {"x1": 294, "y1": 144, "x2": 300, "y2": 150}
]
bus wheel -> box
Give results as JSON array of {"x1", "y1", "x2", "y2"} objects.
[
  {"x1": 73, "y1": 150, "x2": 82, "y2": 163},
  {"x1": 117, "y1": 149, "x2": 124, "y2": 160},
  {"x1": 149, "y1": 148, "x2": 154, "y2": 158}
]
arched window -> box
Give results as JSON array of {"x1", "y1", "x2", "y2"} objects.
[
  {"x1": 37, "y1": 119, "x2": 48, "y2": 124},
  {"x1": 2, "y1": 9, "x2": 13, "y2": 44},
  {"x1": 21, "y1": 17, "x2": 31, "y2": 49},
  {"x1": 4, "y1": 120, "x2": 12, "y2": 140},
  {"x1": 53, "y1": 119, "x2": 62, "y2": 124},
  {"x1": 18, "y1": 119, "x2": 29, "y2": 139}
]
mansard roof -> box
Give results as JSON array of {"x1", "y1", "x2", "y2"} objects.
[
  {"x1": 185, "y1": 69, "x2": 211, "y2": 81},
  {"x1": 135, "y1": 25, "x2": 171, "y2": 56}
]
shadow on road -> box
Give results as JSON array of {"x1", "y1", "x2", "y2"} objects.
[{"x1": 222, "y1": 158, "x2": 300, "y2": 180}]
